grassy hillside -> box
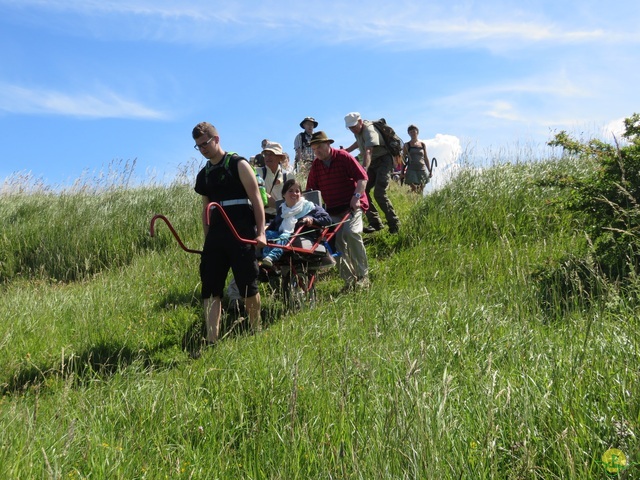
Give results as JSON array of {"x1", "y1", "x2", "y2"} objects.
[{"x1": 1, "y1": 156, "x2": 638, "y2": 479}]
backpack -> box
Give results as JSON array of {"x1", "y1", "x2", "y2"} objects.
[
  {"x1": 221, "y1": 152, "x2": 269, "y2": 206},
  {"x1": 372, "y1": 118, "x2": 404, "y2": 159}
]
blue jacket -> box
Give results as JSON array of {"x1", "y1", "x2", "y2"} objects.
[{"x1": 267, "y1": 204, "x2": 332, "y2": 233}]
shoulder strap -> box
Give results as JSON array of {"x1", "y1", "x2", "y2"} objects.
[
  {"x1": 222, "y1": 151, "x2": 237, "y2": 171},
  {"x1": 222, "y1": 151, "x2": 243, "y2": 183}
]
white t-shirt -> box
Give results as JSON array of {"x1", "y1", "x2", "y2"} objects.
[{"x1": 258, "y1": 166, "x2": 294, "y2": 216}]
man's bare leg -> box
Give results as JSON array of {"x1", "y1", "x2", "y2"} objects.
[
  {"x1": 203, "y1": 296, "x2": 222, "y2": 343},
  {"x1": 244, "y1": 293, "x2": 262, "y2": 333}
]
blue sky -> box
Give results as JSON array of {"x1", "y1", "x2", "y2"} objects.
[{"x1": 1, "y1": 0, "x2": 638, "y2": 190}]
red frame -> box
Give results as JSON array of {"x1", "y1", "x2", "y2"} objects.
[{"x1": 206, "y1": 202, "x2": 350, "y2": 256}]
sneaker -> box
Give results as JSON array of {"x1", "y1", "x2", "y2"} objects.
[
  {"x1": 261, "y1": 256, "x2": 273, "y2": 268},
  {"x1": 363, "y1": 225, "x2": 384, "y2": 234}
]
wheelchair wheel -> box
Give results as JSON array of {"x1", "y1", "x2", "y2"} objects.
[{"x1": 282, "y1": 268, "x2": 316, "y2": 311}]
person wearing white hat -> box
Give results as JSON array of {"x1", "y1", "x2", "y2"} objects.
[
  {"x1": 257, "y1": 141, "x2": 294, "y2": 220},
  {"x1": 344, "y1": 112, "x2": 400, "y2": 234}
]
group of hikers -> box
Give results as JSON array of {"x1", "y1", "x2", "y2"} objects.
[{"x1": 191, "y1": 113, "x2": 434, "y2": 346}]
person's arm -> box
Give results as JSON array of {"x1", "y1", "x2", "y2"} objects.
[
  {"x1": 237, "y1": 160, "x2": 267, "y2": 248},
  {"x1": 312, "y1": 206, "x2": 332, "y2": 226},
  {"x1": 344, "y1": 141, "x2": 358, "y2": 154},
  {"x1": 362, "y1": 147, "x2": 373, "y2": 169},
  {"x1": 349, "y1": 179, "x2": 367, "y2": 211},
  {"x1": 300, "y1": 205, "x2": 332, "y2": 227},
  {"x1": 422, "y1": 141, "x2": 432, "y2": 176},
  {"x1": 201, "y1": 196, "x2": 211, "y2": 239}
]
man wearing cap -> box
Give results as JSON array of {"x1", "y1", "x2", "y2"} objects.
[
  {"x1": 257, "y1": 141, "x2": 294, "y2": 221},
  {"x1": 344, "y1": 112, "x2": 400, "y2": 234},
  {"x1": 192, "y1": 121, "x2": 267, "y2": 345},
  {"x1": 306, "y1": 131, "x2": 370, "y2": 291},
  {"x1": 294, "y1": 117, "x2": 318, "y2": 175}
]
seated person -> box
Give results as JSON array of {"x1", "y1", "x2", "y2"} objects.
[{"x1": 261, "y1": 178, "x2": 332, "y2": 267}]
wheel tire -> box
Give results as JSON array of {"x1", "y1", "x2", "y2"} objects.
[{"x1": 283, "y1": 270, "x2": 316, "y2": 311}]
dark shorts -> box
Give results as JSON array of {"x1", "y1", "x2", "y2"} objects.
[{"x1": 199, "y1": 220, "x2": 259, "y2": 299}]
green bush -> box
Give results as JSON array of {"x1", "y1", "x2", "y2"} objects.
[{"x1": 547, "y1": 113, "x2": 640, "y2": 281}]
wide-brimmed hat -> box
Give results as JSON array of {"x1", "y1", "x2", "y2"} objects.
[
  {"x1": 262, "y1": 141, "x2": 285, "y2": 156},
  {"x1": 344, "y1": 112, "x2": 362, "y2": 128},
  {"x1": 300, "y1": 117, "x2": 318, "y2": 129},
  {"x1": 309, "y1": 131, "x2": 334, "y2": 146}
]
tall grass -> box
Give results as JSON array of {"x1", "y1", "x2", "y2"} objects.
[
  {"x1": 1, "y1": 154, "x2": 638, "y2": 478},
  {"x1": 0, "y1": 182, "x2": 200, "y2": 284}
]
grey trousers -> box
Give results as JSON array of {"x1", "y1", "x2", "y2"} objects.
[
  {"x1": 332, "y1": 209, "x2": 369, "y2": 285},
  {"x1": 365, "y1": 153, "x2": 399, "y2": 229}
]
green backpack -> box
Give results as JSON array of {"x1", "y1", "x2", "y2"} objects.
[{"x1": 221, "y1": 152, "x2": 268, "y2": 207}]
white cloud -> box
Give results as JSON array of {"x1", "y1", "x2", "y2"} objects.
[
  {"x1": 0, "y1": 83, "x2": 167, "y2": 119},
  {"x1": 423, "y1": 134, "x2": 462, "y2": 194},
  {"x1": 603, "y1": 118, "x2": 627, "y2": 142},
  {"x1": 426, "y1": 134, "x2": 461, "y2": 167},
  {"x1": 3, "y1": 0, "x2": 637, "y2": 50}
]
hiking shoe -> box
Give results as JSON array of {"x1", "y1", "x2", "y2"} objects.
[
  {"x1": 355, "y1": 276, "x2": 370, "y2": 290},
  {"x1": 363, "y1": 225, "x2": 384, "y2": 234},
  {"x1": 258, "y1": 267, "x2": 270, "y2": 282},
  {"x1": 340, "y1": 280, "x2": 355, "y2": 294}
]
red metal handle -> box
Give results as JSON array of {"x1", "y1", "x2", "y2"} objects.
[
  {"x1": 149, "y1": 214, "x2": 202, "y2": 254},
  {"x1": 207, "y1": 202, "x2": 350, "y2": 254}
]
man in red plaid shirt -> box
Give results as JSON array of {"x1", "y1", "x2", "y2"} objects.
[{"x1": 306, "y1": 131, "x2": 370, "y2": 292}]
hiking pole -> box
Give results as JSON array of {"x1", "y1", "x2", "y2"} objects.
[{"x1": 149, "y1": 214, "x2": 202, "y2": 254}]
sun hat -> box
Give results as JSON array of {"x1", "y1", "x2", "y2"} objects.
[
  {"x1": 344, "y1": 112, "x2": 361, "y2": 128},
  {"x1": 299, "y1": 117, "x2": 318, "y2": 129},
  {"x1": 262, "y1": 141, "x2": 285, "y2": 156},
  {"x1": 309, "y1": 131, "x2": 335, "y2": 145}
]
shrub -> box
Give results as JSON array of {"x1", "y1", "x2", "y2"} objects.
[{"x1": 546, "y1": 113, "x2": 640, "y2": 281}]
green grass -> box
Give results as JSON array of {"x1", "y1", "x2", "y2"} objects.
[{"x1": 1, "y1": 156, "x2": 638, "y2": 479}]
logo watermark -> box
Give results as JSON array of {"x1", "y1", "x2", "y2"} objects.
[{"x1": 600, "y1": 448, "x2": 629, "y2": 475}]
